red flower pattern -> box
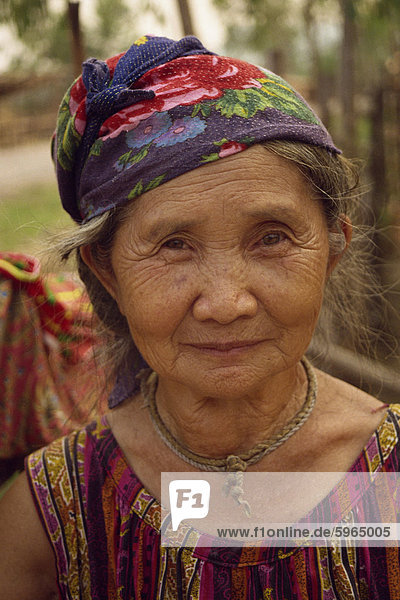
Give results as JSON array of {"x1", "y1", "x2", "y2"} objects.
[
  {"x1": 68, "y1": 77, "x2": 87, "y2": 136},
  {"x1": 218, "y1": 141, "x2": 248, "y2": 158},
  {"x1": 100, "y1": 55, "x2": 264, "y2": 139}
]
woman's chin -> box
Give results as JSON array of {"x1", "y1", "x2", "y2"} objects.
[{"x1": 168, "y1": 362, "x2": 278, "y2": 402}]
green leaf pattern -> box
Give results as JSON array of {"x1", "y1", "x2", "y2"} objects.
[
  {"x1": 258, "y1": 74, "x2": 320, "y2": 124},
  {"x1": 214, "y1": 88, "x2": 274, "y2": 119},
  {"x1": 88, "y1": 139, "x2": 104, "y2": 158},
  {"x1": 128, "y1": 180, "x2": 144, "y2": 200},
  {"x1": 191, "y1": 103, "x2": 212, "y2": 118},
  {"x1": 201, "y1": 152, "x2": 220, "y2": 163},
  {"x1": 56, "y1": 88, "x2": 82, "y2": 172},
  {"x1": 145, "y1": 174, "x2": 166, "y2": 192},
  {"x1": 116, "y1": 145, "x2": 152, "y2": 171},
  {"x1": 191, "y1": 72, "x2": 320, "y2": 125},
  {"x1": 128, "y1": 174, "x2": 167, "y2": 199}
]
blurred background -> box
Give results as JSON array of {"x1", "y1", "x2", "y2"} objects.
[{"x1": 0, "y1": 0, "x2": 399, "y2": 391}]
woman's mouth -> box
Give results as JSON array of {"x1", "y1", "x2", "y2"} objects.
[{"x1": 187, "y1": 340, "x2": 265, "y2": 355}]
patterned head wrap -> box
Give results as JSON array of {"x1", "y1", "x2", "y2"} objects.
[
  {"x1": 54, "y1": 34, "x2": 340, "y2": 407},
  {"x1": 54, "y1": 34, "x2": 339, "y2": 224}
]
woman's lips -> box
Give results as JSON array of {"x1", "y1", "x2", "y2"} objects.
[{"x1": 186, "y1": 340, "x2": 265, "y2": 355}]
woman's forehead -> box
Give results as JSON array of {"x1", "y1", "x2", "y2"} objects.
[
  {"x1": 122, "y1": 146, "x2": 319, "y2": 233},
  {"x1": 165, "y1": 145, "x2": 300, "y2": 187}
]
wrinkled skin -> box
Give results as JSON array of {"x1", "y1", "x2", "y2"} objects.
[{"x1": 99, "y1": 146, "x2": 339, "y2": 406}]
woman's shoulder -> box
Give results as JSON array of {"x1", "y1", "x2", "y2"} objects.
[
  {"x1": 369, "y1": 402, "x2": 400, "y2": 470},
  {"x1": 26, "y1": 414, "x2": 154, "y2": 522},
  {"x1": 0, "y1": 472, "x2": 59, "y2": 600},
  {"x1": 304, "y1": 370, "x2": 399, "y2": 472},
  {"x1": 1, "y1": 417, "x2": 133, "y2": 600},
  {"x1": 27, "y1": 417, "x2": 106, "y2": 477},
  {"x1": 23, "y1": 415, "x2": 158, "y2": 599},
  {"x1": 26, "y1": 416, "x2": 127, "y2": 501},
  {"x1": 315, "y1": 367, "x2": 393, "y2": 426}
]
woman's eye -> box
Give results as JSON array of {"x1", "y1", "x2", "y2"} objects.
[
  {"x1": 163, "y1": 238, "x2": 186, "y2": 250},
  {"x1": 261, "y1": 232, "x2": 286, "y2": 245}
]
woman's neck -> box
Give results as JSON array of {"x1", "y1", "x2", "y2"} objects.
[{"x1": 153, "y1": 361, "x2": 308, "y2": 458}]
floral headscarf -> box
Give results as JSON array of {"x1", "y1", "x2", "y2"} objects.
[
  {"x1": 53, "y1": 34, "x2": 341, "y2": 407},
  {"x1": 53, "y1": 34, "x2": 339, "y2": 224}
]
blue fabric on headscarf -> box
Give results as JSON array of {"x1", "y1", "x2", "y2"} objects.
[{"x1": 76, "y1": 36, "x2": 214, "y2": 193}]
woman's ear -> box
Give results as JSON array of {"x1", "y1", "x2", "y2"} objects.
[
  {"x1": 79, "y1": 245, "x2": 119, "y2": 302},
  {"x1": 326, "y1": 215, "x2": 353, "y2": 276}
]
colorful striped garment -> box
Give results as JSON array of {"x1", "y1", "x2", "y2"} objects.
[
  {"x1": 0, "y1": 252, "x2": 105, "y2": 462},
  {"x1": 26, "y1": 405, "x2": 400, "y2": 599}
]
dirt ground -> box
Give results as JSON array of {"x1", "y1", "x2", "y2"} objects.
[{"x1": 0, "y1": 140, "x2": 54, "y2": 198}]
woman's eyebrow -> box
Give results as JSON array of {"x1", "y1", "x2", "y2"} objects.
[
  {"x1": 246, "y1": 206, "x2": 300, "y2": 222},
  {"x1": 145, "y1": 207, "x2": 300, "y2": 239},
  {"x1": 146, "y1": 217, "x2": 206, "y2": 239}
]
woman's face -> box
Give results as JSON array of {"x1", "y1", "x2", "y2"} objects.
[{"x1": 100, "y1": 146, "x2": 338, "y2": 399}]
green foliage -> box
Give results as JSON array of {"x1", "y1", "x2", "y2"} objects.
[
  {"x1": 212, "y1": 82, "x2": 318, "y2": 122},
  {"x1": 0, "y1": 1, "x2": 72, "y2": 71},
  {"x1": 42, "y1": 11, "x2": 72, "y2": 66},
  {"x1": 0, "y1": 0, "x2": 47, "y2": 36},
  {"x1": 212, "y1": 138, "x2": 229, "y2": 146},
  {"x1": 139, "y1": 0, "x2": 166, "y2": 25},
  {"x1": 128, "y1": 145, "x2": 151, "y2": 166},
  {"x1": 127, "y1": 172, "x2": 167, "y2": 199},
  {"x1": 355, "y1": 0, "x2": 400, "y2": 88},
  {"x1": 116, "y1": 150, "x2": 133, "y2": 170},
  {"x1": 214, "y1": 88, "x2": 267, "y2": 118},
  {"x1": 116, "y1": 144, "x2": 152, "y2": 171},
  {"x1": 86, "y1": 0, "x2": 136, "y2": 58},
  {"x1": 373, "y1": 0, "x2": 400, "y2": 19},
  {"x1": 193, "y1": 75, "x2": 319, "y2": 123},
  {"x1": 95, "y1": 0, "x2": 129, "y2": 43},
  {"x1": 0, "y1": 0, "x2": 167, "y2": 73},
  {"x1": 211, "y1": 0, "x2": 295, "y2": 62}
]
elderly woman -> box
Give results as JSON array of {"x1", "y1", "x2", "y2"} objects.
[{"x1": 1, "y1": 34, "x2": 399, "y2": 599}]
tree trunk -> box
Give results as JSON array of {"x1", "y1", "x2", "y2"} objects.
[
  {"x1": 67, "y1": 1, "x2": 85, "y2": 78},
  {"x1": 395, "y1": 75, "x2": 400, "y2": 207},
  {"x1": 370, "y1": 86, "x2": 386, "y2": 215},
  {"x1": 176, "y1": 0, "x2": 196, "y2": 36},
  {"x1": 339, "y1": 0, "x2": 356, "y2": 155},
  {"x1": 269, "y1": 48, "x2": 286, "y2": 77},
  {"x1": 302, "y1": 0, "x2": 331, "y2": 129}
]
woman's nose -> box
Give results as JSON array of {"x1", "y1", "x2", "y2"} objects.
[{"x1": 192, "y1": 268, "x2": 258, "y2": 324}]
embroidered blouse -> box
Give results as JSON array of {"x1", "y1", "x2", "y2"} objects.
[{"x1": 26, "y1": 405, "x2": 400, "y2": 599}]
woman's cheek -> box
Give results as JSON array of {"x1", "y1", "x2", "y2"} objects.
[
  {"x1": 255, "y1": 260, "x2": 325, "y2": 324},
  {"x1": 121, "y1": 267, "x2": 195, "y2": 336}
]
